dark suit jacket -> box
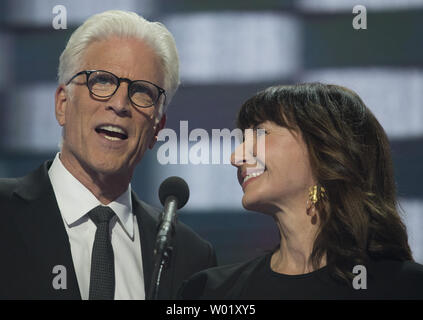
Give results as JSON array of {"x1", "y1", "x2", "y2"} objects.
[{"x1": 0, "y1": 161, "x2": 216, "y2": 300}]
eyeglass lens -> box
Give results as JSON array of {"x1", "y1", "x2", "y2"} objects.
[{"x1": 87, "y1": 71, "x2": 159, "y2": 107}]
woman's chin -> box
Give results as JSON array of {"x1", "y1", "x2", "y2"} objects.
[
  {"x1": 242, "y1": 195, "x2": 278, "y2": 215},
  {"x1": 242, "y1": 196, "x2": 265, "y2": 213}
]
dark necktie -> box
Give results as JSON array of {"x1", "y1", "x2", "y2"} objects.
[{"x1": 88, "y1": 205, "x2": 115, "y2": 300}]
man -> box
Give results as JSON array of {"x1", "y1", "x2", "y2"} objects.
[{"x1": 0, "y1": 10, "x2": 216, "y2": 300}]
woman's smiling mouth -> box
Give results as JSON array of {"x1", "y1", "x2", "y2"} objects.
[{"x1": 241, "y1": 169, "x2": 265, "y2": 190}]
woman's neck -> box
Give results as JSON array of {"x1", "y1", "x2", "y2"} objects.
[{"x1": 271, "y1": 202, "x2": 326, "y2": 275}]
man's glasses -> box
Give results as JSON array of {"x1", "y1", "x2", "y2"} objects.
[{"x1": 66, "y1": 70, "x2": 166, "y2": 108}]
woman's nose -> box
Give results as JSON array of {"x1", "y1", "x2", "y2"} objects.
[
  {"x1": 230, "y1": 139, "x2": 256, "y2": 167},
  {"x1": 230, "y1": 143, "x2": 245, "y2": 167}
]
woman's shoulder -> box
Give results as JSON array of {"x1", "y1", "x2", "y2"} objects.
[
  {"x1": 370, "y1": 259, "x2": 423, "y2": 278},
  {"x1": 367, "y1": 259, "x2": 423, "y2": 299},
  {"x1": 178, "y1": 253, "x2": 270, "y2": 300}
]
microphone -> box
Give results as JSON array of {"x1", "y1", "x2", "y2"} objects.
[
  {"x1": 149, "y1": 177, "x2": 189, "y2": 299},
  {"x1": 155, "y1": 176, "x2": 190, "y2": 255}
]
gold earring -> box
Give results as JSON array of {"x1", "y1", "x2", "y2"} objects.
[{"x1": 308, "y1": 185, "x2": 326, "y2": 205}]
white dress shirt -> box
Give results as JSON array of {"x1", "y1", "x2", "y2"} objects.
[{"x1": 48, "y1": 153, "x2": 145, "y2": 300}]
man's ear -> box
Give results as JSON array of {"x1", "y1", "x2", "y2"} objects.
[
  {"x1": 55, "y1": 85, "x2": 68, "y2": 127},
  {"x1": 149, "y1": 113, "x2": 166, "y2": 149}
]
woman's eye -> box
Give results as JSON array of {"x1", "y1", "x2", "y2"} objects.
[
  {"x1": 240, "y1": 127, "x2": 268, "y2": 142},
  {"x1": 255, "y1": 128, "x2": 268, "y2": 137}
]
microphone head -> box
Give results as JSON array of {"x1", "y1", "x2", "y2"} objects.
[{"x1": 159, "y1": 176, "x2": 190, "y2": 209}]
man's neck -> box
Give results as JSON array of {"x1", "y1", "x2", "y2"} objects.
[{"x1": 59, "y1": 153, "x2": 130, "y2": 205}]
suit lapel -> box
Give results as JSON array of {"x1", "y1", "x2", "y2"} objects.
[
  {"x1": 13, "y1": 161, "x2": 81, "y2": 299},
  {"x1": 132, "y1": 194, "x2": 156, "y2": 299}
]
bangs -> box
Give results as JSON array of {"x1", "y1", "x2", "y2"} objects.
[{"x1": 236, "y1": 86, "x2": 297, "y2": 130}]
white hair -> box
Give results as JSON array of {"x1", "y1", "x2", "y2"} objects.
[{"x1": 58, "y1": 10, "x2": 180, "y2": 115}]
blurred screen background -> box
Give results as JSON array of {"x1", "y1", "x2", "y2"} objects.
[{"x1": 0, "y1": 0, "x2": 422, "y2": 265}]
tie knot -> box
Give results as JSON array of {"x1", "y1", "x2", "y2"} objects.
[{"x1": 88, "y1": 206, "x2": 115, "y2": 226}]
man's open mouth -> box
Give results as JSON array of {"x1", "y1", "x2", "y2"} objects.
[{"x1": 95, "y1": 125, "x2": 128, "y2": 141}]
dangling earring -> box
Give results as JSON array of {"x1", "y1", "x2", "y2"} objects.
[
  {"x1": 309, "y1": 185, "x2": 326, "y2": 206},
  {"x1": 307, "y1": 185, "x2": 326, "y2": 216}
]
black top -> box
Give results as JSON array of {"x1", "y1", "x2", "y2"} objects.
[{"x1": 179, "y1": 251, "x2": 423, "y2": 300}]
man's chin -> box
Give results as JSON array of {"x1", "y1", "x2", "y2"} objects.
[{"x1": 89, "y1": 162, "x2": 128, "y2": 177}]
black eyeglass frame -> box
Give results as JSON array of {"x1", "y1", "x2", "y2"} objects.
[{"x1": 65, "y1": 70, "x2": 166, "y2": 108}]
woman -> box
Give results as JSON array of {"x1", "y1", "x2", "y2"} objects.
[{"x1": 179, "y1": 82, "x2": 423, "y2": 299}]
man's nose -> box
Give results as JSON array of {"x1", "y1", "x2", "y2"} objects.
[{"x1": 106, "y1": 83, "x2": 131, "y2": 116}]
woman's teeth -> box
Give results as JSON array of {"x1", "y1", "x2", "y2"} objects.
[{"x1": 243, "y1": 171, "x2": 264, "y2": 184}]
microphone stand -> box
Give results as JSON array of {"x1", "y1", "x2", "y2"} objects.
[
  {"x1": 148, "y1": 196, "x2": 178, "y2": 300},
  {"x1": 149, "y1": 246, "x2": 172, "y2": 300}
]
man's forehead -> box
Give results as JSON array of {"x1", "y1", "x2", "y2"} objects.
[
  {"x1": 79, "y1": 36, "x2": 164, "y2": 84},
  {"x1": 81, "y1": 36, "x2": 156, "y2": 64}
]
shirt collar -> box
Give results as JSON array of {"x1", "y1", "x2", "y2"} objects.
[{"x1": 48, "y1": 153, "x2": 134, "y2": 238}]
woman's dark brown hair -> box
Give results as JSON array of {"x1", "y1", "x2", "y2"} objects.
[{"x1": 237, "y1": 82, "x2": 413, "y2": 284}]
